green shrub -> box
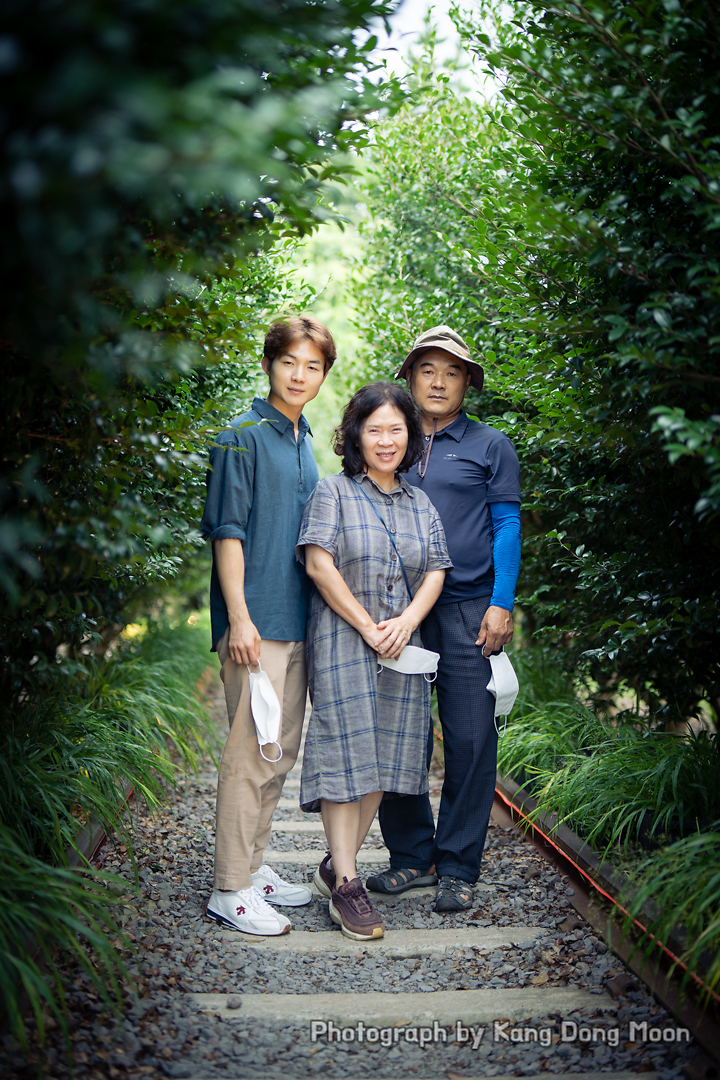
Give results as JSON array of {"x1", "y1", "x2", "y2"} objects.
[
  {"x1": 1, "y1": 0, "x2": 400, "y2": 696},
  {"x1": 625, "y1": 828, "x2": 720, "y2": 998},
  {"x1": 530, "y1": 728, "x2": 720, "y2": 852},
  {"x1": 0, "y1": 612, "x2": 214, "y2": 1044},
  {"x1": 0, "y1": 829, "x2": 128, "y2": 1048}
]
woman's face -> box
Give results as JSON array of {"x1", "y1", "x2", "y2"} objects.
[{"x1": 359, "y1": 402, "x2": 409, "y2": 478}]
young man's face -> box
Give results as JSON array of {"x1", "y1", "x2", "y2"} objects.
[
  {"x1": 409, "y1": 349, "x2": 471, "y2": 421},
  {"x1": 262, "y1": 336, "x2": 328, "y2": 416}
]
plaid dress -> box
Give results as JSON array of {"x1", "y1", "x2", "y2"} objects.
[{"x1": 296, "y1": 472, "x2": 452, "y2": 811}]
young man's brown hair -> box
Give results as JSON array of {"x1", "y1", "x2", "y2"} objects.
[{"x1": 263, "y1": 316, "x2": 337, "y2": 373}]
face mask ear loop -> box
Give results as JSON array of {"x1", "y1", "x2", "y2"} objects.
[
  {"x1": 494, "y1": 714, "x2": 509, "y2": 738},
  {"x1": 423, "y1": 671, "x2": 437, "y2": 683},
  {"x1": 259, "y1": 742, "x2": 283, "y2": 763}
]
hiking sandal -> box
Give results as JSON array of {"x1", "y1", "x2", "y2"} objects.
[
  {"x1": 434, "y1": 875, "x2": 474, "y2": 912},
  {"x1": 365, "y1": 867, "x2": 438, "y2": 894}
]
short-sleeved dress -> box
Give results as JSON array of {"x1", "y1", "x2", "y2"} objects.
[{"x1": 296, "y1": 472, "x2": 453, "y2": 812}]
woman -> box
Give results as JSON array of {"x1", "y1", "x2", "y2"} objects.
[{"x1": 296, "y1": 382, "x2": 452, "y2": 941}]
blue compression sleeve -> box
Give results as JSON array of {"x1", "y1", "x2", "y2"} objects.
[{"x1": 489, "y1": 502, "x2": 521, "y2": 611}]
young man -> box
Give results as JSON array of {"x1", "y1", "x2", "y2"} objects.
[
  {"x1": 367, "y1": 325, "x2": 521, "y2": 913},
  {"x1": 200, "y1": 316, "x2": 335, "y2": 935}
]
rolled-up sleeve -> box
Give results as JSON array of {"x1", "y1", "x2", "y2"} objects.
[
  {"x1": 296, "y1": 480, "x2": 340, "y2": 564},
  {"x1": 200, "y1": 431, "x2": 255, "y2": 543},
  {"x1": 426, "y1": 507, "x2": 453, "y2": 572}
]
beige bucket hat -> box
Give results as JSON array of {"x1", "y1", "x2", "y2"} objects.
[{"x1": 395, "y1": 325, "x2": 484, "y2": 392}]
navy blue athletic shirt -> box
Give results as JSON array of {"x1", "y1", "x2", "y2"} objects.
[{"x1": 403, "y1": 410, "x2": 521, "y2": 606}]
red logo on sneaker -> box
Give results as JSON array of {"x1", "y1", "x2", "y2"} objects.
[
  {"x1": 263, "y1": 885, "x2": 274, "y2": 895},
  {"x1": 236, "y1": 906, "x2": 245, "y2": 915}
]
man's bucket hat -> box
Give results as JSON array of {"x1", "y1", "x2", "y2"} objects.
[{"x1": 395, "y1": 325, "x2": 484, "y2": 392}]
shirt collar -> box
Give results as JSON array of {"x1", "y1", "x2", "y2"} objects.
[
  {"x1": 353, "y1": 471, "x2": 415, "y2": 498},
  {"x1": 428, "y1": 410, "x2": 469, "y2": 442},
  {"x1": 252, "y1": 396, "x2": 312, "y2": 437}
]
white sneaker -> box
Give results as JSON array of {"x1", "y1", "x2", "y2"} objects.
[
  {"x1": 251, "y1": 864, "x2": 312, "y2": 907},
  {"x1": 206, "y1": 887, "x2": 291, "y2": 935}
]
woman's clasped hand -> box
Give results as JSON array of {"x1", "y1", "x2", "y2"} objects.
[{"x1": 373, "y1": 609, "x2": 418, "y2": 660}]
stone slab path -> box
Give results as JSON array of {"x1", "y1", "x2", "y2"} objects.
[
  {"x1": 215, "y1": 927, "x2": 542, "y2": 955},
  {"x1": 193, "y1": 986, "x2": 611, "y2": 1024},
  {"x1": 1, "y1": 673, "x2": 698, "y2": 1079}
]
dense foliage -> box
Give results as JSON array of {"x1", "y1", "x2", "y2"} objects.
[
  {"x1": 351, "y1": 1, "x2": 720, "y2": 722},
  {"x1": 0, "y1": 614, "x2": 213, "y2": 1044},
  {"x1": 0, "y1": 0, "x2": 398, "y2": 1042},
  {"x1": 498, "y1": 643, "x2": 720, "y2": 996},
  {"x1": 627, "y1": 827, "x2": 720, "y2": 997},
  {"x1": 497, "y1": 675, "x2": 720, "y2": 852},
  {"x1": 1, "y1": 0, "x2": 397, "y2": 695}
]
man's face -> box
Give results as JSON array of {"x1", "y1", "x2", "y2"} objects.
[
  {"x1": 409, "y1": 349, "x2": 471, "y2": 420},
  {"x1": 262, "y1": 336, "x2": 328, "y2": 414}
]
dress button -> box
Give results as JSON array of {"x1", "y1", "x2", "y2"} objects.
[
  {"x1": 388, "y1": 583, "x2": 394, "y2": 591},
  {"x1": 390, "y1": 528, "x2": 397, "y2": 534},
  {"x1": 391, "y1": 554, "x2": 397, "y2": 562}
]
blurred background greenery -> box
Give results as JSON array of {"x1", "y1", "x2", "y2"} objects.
[{"x1": 290, "y1": 186, "x2": 366, "y2": 477}]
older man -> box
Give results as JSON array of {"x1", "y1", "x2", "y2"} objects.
[{"x1": 367, "y1": 326, "x2": 521, "y2": 912}]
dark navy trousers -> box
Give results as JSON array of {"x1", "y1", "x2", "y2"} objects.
[{"x1": 378, "y1": 596, "x2": 497, "y2": 885}]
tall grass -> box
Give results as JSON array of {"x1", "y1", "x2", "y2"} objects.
[
  {"x1": 625, "y1": 828, "x2": 720, "y2": 998},
  {"x1": 0, "y1": 828, "x2": 128, "y2": 1047},
  {"x1": 498, "y1": 645, "x2": 720, "y2": 852},
  {"x1": 0, "y1": 612, "x2": 213, "y2": 1045},
  {"x1": 505, "y1": 643, "x2": 578, "y2": 718},
  {"x1": 500, "y1": 643, "x2": 720, "y2": 996},
  {"x1": 497, "y1": 699, "x2": 606, "y2": 780},
  {"x1": 526, "y1": 729, "x2": 720, "y2": 852}
]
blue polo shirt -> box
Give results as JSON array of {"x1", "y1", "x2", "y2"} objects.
[
  {"x1": 200, "y1": 397, "x2": 319, "y2": 649},
  {"x1": 404, "y1": 411, "x2": 521, "y2": 604}
]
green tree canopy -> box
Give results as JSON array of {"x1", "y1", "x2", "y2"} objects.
[
  {"x1": 351, "y1": 1, "x2": 720, "y2": 721},
  {"x1": 0, "y1": 0, "x2": 398, "y2": 693}
]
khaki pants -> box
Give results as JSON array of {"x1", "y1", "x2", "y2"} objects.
[{"x1": 214, "y1": 631, "x2": 307, "y2": 890}]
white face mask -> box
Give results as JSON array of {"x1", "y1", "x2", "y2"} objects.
[
  {"x1": 247, "y1": 664, "x2": 283, "y2": 763},
  {"x1": 378, "y1": 645, "x2": 440, "y2": 681},
  {"x1": 487, "y1": 651, "x2": 519, "y2": 718}
]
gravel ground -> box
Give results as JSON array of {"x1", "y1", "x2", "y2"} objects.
[
  {"x1": 167, "y1": 931, "x2": 612, "y2": 996},
  {"x1": 0, "y1": 676, "x2": 702, "y2": 1079}
]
